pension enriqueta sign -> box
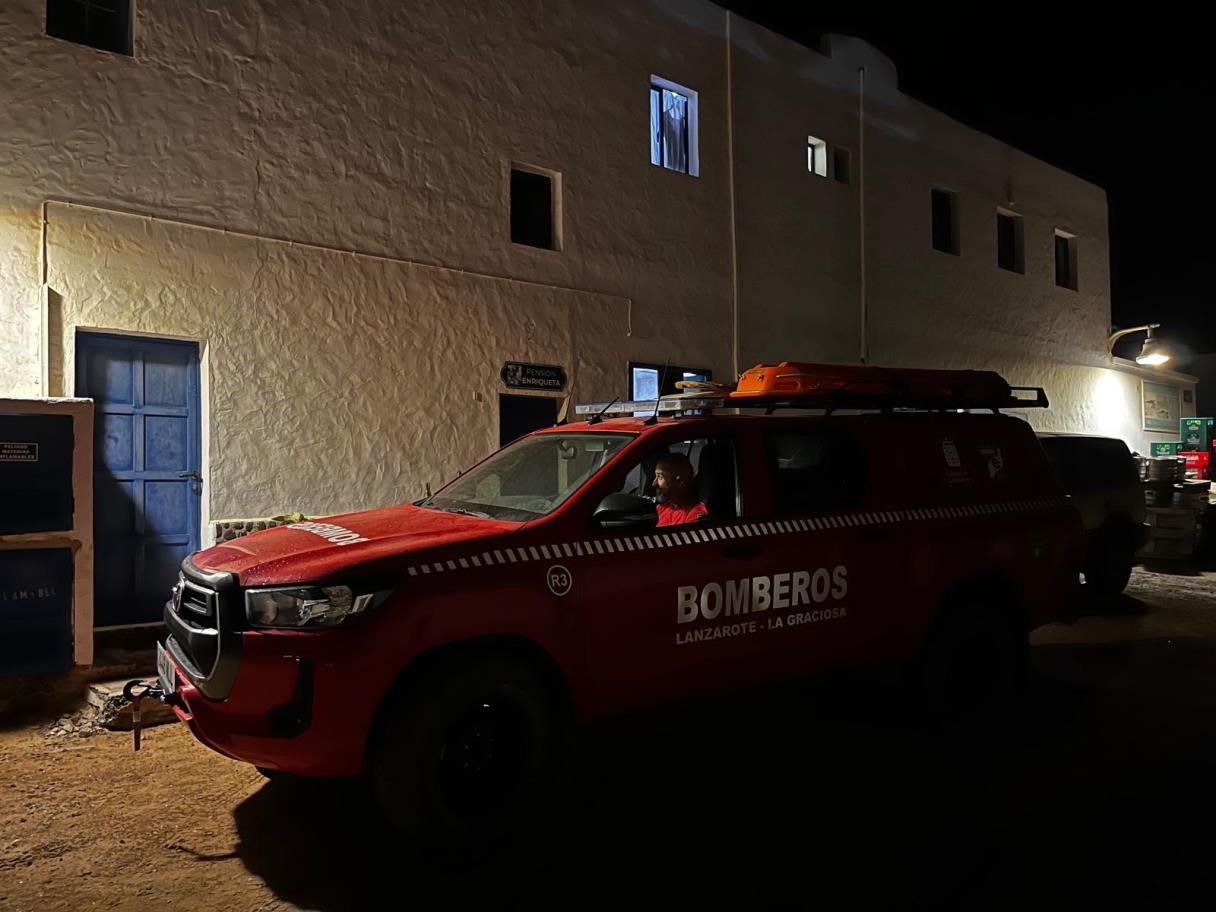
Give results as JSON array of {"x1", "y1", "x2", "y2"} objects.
[{"x1": 501, "y1": 362, "x2": 566, "y2": 391}]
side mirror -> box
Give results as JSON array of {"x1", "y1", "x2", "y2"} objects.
[{"x1": 593, "y1": 493, "x2": 658, "y2": 530}]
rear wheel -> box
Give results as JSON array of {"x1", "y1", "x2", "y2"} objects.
[
  {"x1": 918, "y1": 600, "x2": 1027, "y2": 722},
  {"x1": 369, "y1": 655, "x2": 560, "y2": 849},
  {"x1": 1084, "y1": 525, "x2": 1135, "y2": 598}
]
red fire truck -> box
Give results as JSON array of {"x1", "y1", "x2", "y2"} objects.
[{"x1": 156, "y1": 363, "x2": 1082, "y2": 844}]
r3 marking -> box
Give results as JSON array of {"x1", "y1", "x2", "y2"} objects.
[{"x1": 546, "y1": 565, "x2": 572, "y2": 597}]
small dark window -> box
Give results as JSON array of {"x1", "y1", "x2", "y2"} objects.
[
  {"x1": 510, "y1": 168, "x2": 557, "y2": 250},
  {"x1": 498, "y1": 394, "x2": 558, "y2": 447},
  {"x1": 46, "y1": 0, "x2": 133, "y2": 56},
  {"x1": 1039, "y1": 436, "x2": 1136, "y2": 493},
  {"x1": 997, "y1": 211, "x2": 1024, "y2": 273},
  {"x1": 1055, "y1": 232, "x2": 1078, "y2": 290},
  {"x1": 931, "y1": 189, "x2": 959, "y2": 255},
  {"x1": 833, "y1": 148, "x2": 851, "y2": 184},
  {"x1": 766, "y1": 432, "x2": 868, "y2": 515}
]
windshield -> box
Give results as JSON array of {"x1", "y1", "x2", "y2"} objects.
[{"x1": 423, "y1": 432, "x2": 635, "y2": 522}]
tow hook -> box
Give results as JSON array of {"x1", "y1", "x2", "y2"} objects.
[{"x1": 120, "y1": 680, "x2": 182, "y2": 751}]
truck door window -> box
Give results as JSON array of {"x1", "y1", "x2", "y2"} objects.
[
  {"x1": 613, "y1": 437, "x2": 738, "y2": 521},
  {"x1": 766, "y1": 432, "x2": 867, "y2": 514}
]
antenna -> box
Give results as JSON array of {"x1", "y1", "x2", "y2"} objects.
[
  {"x1": 587, "y1": 396, "x2": 619, "y2": 425},
  {"x1": 644, "y1": 360, "x2": 671, "y2": 426}
]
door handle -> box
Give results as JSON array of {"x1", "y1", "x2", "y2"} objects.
[
  {"x1": 722, "y1": 543, "x2": 763, "y2": 560},
  {"x1": 177, "y1": 471, "x2": 202, "y2": 480},
  {"x1": 178, "y1": 470, "x2": 203, "y2": 494}
]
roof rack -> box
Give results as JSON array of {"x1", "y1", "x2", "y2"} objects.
[
  {"x1": 574, "y1": 387, "x2": 1047, "y2": 419},
  {"x1": 574, "y1": 363, "x2": 1050, "y2": 419}
]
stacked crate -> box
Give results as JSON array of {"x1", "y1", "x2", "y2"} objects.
[{"x1": 1139, "y1": 423, "x2": 1212, "y2": 560}]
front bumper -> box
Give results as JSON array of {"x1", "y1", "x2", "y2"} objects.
[
  {"x1": 166, "y1": 628, "x2": 378, "y2": 777},
  {"x1": 162, "y1": 557, "x2": 397, "y2": 777}
]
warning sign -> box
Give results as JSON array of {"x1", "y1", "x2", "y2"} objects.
[{"x1": 0, "y1": 442, "x2": 38, "y2": 463}]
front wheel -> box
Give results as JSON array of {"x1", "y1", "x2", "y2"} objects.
[{"x1": 369, "y1": 655, "x2": 560, "y2": 849}]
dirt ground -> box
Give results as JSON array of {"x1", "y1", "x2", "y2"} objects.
[{"x1": 2, "y1": 566, "x2": 1215, "y2": 910}]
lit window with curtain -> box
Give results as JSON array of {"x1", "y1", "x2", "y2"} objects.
[{"x1": 649, "y1": 78, "x2": 697, "y2": 175}]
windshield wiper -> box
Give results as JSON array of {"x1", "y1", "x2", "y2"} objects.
[{"x1": 436, "y1": 506, "x2": 493, "y2": 519}]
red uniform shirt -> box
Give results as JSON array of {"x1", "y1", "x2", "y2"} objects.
[{"x1": 656, "y1": 501, "x2": 709, "y2": 527}]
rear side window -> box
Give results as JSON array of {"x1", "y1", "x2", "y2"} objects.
[
  {"x1": 1039, "y1": 437, "x2": 1136, "y2": 493},
  {"x1": 766, "y1": 432, "x2": 868, "y2": 514}
]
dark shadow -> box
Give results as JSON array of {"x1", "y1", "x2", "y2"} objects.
[
  {"x1": 0, "y1": 627, "x2": 160, "y2": 729},
  {"x1": 93, "y1": 624, "x2": 165, "y2": 662},
  {"x1": 232, "y1": 639, "x2": 1216, "y2": 909},
  {"x1": 0, "y1": 673, "x2": 93, "y2": 729},
  {"x1": 1078, "y1": 590, "x2": 1151, "y2": 618},
  {"x1": 1138, "y1": 561, "x2": 1207, "y2": 578}
]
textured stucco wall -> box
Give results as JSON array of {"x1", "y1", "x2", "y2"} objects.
[
  {"x1": 729, "y1": 21, "x2": 863, "y2": 367},
  {"x1": 0, "y1": 0, "x2": 1175, "y2": 537},
  {"x1": 0, "y1": 0, "x2": 736, "y2": 399},
  {"x1": 46, "y1": 206, "x2": 631, "y2": 521}
]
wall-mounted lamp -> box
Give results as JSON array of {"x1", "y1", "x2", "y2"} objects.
[{"x1": 1108, "y1": 323, "x2": 1171, "y2": 366}]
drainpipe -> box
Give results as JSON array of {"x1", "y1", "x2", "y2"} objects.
[
  {"x1": 858, "y1": 67, "x2": 867, "y2": 365},
  {"x1": 726, "y1": 13, "x2": 740, "y2": 379},
  {"x1": 40, "y1": 200, "x2": 49, "y2": 395}
]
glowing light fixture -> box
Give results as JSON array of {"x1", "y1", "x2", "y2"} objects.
[{"x1": 1108, "y1": 323, "x2": 1171, "y2": 367}]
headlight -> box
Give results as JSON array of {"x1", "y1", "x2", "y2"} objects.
[{"x1": 245, "y1": 585, "x2": 389, "y2": 629}]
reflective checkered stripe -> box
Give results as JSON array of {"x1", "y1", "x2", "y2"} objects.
[{"x1": 404, "y1": 496, "x2": 1071, "y2": 576}]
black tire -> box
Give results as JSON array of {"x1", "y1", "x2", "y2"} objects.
[
  {"x1": 918, "y1": 601, "x2": 1027, "y2": 723},
  {"x1": 1084, "y1": 526, "x2": 1135, "y2": 598},
  {"x1": 369, "y1": 654, "x2": 560, "y2": 849}
]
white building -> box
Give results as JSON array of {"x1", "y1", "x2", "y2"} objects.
[{"x1": 0, "y1": 0, "x2": 1198, "y2": 634}]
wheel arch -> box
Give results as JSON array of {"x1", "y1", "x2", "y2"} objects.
[
  {"x1": 931, "y1": 572, "x2": 1027, "y2": 635},
  {"x1": 361, "y1": 633, "x2": 574, "y2": 769}
]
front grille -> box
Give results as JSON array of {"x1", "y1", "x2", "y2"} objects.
[
  {"x1": 164, "y1": 559, "x2": 243, "y2": 700},
  {"x1": 178, "y1": 580, "x2": 216, "y2": 621},
  {"x1": 168, "y1": 576, "x2": 221, "y2": 675}
]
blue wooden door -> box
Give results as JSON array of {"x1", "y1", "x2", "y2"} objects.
[{"x1": 76, "y1": 333, "x2": 201, "y2": 627}]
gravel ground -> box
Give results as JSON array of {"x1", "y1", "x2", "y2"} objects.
[{"x1": 1, "y1": 565, "x2": 1213, "y2": 910}]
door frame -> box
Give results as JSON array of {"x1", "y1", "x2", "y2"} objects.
[{"x1": 74, "y1": 328, "x2": 205, "y2": 630}]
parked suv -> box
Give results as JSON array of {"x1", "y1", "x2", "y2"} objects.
[
  {"x1": 159, "y1": 367, "x2": 1082, "y2": 845},
  {"x1": 1037, "y1": 434, "x2": 1147, "y2": 596}
]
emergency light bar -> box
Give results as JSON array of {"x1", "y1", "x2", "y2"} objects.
[{"x1": 574, "y1": 397, "x2": 725, "y2": 417}]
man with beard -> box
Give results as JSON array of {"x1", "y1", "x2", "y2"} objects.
[{"x1": 653, "y1": 452, "x2": 709, "y2": 527}]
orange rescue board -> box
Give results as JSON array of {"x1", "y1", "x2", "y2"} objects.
[{"x1": 730, "y1": 362, "x2": 1012, "y2": 404}]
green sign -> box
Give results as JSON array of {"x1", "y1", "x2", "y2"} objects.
[{"x1": 1181, "y1": 417, "x2": 1214, "y2": 450}]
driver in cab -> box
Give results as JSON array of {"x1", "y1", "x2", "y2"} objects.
[{"x1": 653, "y1": 453, "x2": 708, "y2": 527}]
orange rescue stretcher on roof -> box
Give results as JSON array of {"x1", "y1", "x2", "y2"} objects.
[{"x1": 725, "y1": 361, "x2": 1046, "y2": 412}]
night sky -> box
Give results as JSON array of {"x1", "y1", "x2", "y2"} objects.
[{"x1": 724, "y1": 5, "x2": 1212, "y2": 364}]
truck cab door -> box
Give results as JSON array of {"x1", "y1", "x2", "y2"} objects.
[{"x1": 577, "y1": 433, "x2": 768, "y2": 714}]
